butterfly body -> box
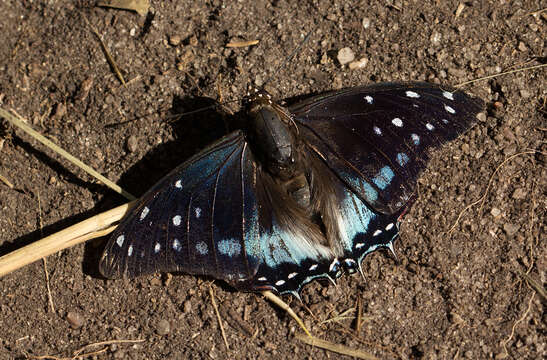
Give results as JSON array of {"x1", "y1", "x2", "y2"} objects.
[{"x1": 100, "y1": 82, "x2": 483, "y2": 296}]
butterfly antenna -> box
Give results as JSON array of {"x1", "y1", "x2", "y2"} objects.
[{"x1": 260, "y1": 28, "x2": 315, "y2": 90}]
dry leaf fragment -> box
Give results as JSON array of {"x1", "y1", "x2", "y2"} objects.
[{"x1": 97, "y1": 0, "x2": 150, "y2": 16}]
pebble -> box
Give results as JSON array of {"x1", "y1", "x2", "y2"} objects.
[
  {"x1": 156, "y1": 319, "x2": 171, "y2": 335},
  {"x1": 503, "y1": 223, "x2": 520, "y2": 236},
  {"x1": 490, "y1": 207, "x2": 501, "y2": 217},
  {"x1": 476, "y1": 112, "x2": 487, "y2": 122},
  {"x1": 126, "y1": 135, "x2": 138, "y2": 153},
  {"x1": 183, "y1": 300, "x2": 192, "y2": 313},
  {"x1": 362, "y1": 17, "x2": 371, "y2": 29},
  {"x1": 52, "y1": 102, "x2": 66, "y2": 119},
  {"x1": 169, "y1": 34, "x2": 181, "y2": 46},
  {"x1": 519, "y1": 89, "x2": 531, "y2": 98},
  {"x1": 430, "y1": 31, "x2": 442, "y2": 46},
  {"x1": 337, "y1": 47, "x2": 355, "y2": 65},
  {"x1": 66, "y1": 311, "x2": 85, "y2": 329},
  {"x1": 349, "y1": 57, "x2": 368, "y2": 70},
  {"x1": 511, "y1": 188, "x2": 527, "y2": 200}
]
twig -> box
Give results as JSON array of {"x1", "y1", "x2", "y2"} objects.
[
  {"x1": 446, "y1": 151, "x2": 537, "y2": 234},
  {"x1": 84, "y1": 17, "x2": 126, "y2": 85},
  {"x1": 0, "y1": 108, "x2": 136, "y2": 201},
  {"x1": 261, "y1": 290, "x2": 312, "y2": 338},
  {"x1": 209, "y1": 284, "x2": 230, "y2": 351},
  {"x1": 455, "y1": 63, "x2": 546, "y2": 88},
  {"x1": 295, "y1": 333, "x2": 378, "y2": 360},
  {"x1": 226, "y1": 40, "x2": 259, "y2": 48},
  {"x1": 0, "y1": 202, "x2": 133, "y2": 277},
  {"x1": 500, "y1": 293, "x2": 535, "y2": 358},
  {"x1": 38, "y1": 192, "x2": 56, "y2": 314},
  {"x1": 0, "y1": 172, "x2": 14, "y2": 188}
]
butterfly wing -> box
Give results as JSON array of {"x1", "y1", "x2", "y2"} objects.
[
  {"x1": 291, "y1": 82, "x2": 484, "y2": 214},
  {"x1": 99, "y1": 130, "x2": 335, "y2": 293}
]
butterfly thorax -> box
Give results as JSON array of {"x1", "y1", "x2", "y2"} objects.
[{"x1": 246, "y1": 90, "x2": 312, "y2": 209}]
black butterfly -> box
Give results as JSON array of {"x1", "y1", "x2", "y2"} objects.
[{"x1": 99, "y1": 82, "x2": 483, "y2": 297}]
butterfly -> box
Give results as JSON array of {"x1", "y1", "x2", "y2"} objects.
[{"x1": 99, "y1": 82, "x2": 484, "y2": 297}]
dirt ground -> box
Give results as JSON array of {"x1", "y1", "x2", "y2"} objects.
[{"x1": 0, "y1": 1, "x2": 545, "y2": 359}]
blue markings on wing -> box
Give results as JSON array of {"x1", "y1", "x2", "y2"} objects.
[
  {"x1": 336, "y1": 187, "x2": 376, "y2": 253},
  {"x1": 341, "y1": 171, "x2": 379, "y2": 202},
  {"x1": 372, "y1": 166, "x2": 395, "y2": 190},
  {"x1": 396, "y1": 152, "x2": 410, "y2": 166},
  {"x1": 217, "y1": 239, "x2": 242, "y2": 257}
]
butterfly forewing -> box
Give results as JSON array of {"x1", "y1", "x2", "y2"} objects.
[
  {"x1": 100, "y1": 131, "x2": 261, "y2": 284},
  {"x1": 292, "y1": 82, "x2": 484, "y2": 214}
]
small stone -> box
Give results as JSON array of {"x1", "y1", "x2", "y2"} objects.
[
  {"x1": 188, "y1": 35, "x2": 198, "y2": 46},
  {"x1": 519, "y1": 89, "x2": 531, "y2": 98},
  {"x1": 517, "y1": 41, "x2": 527, "y2": 51},
  {"x1": 48, "y1": 176, "x2": 56, "y2": 185},
  {"x1": 75, "y1": 77, "x2": 94, "y2": 102},
  {"x1": 156, "y1": 319, "x2": 170, "y2": 335},
  {"x1": 66, "y1": 311, "x2": 85, "y2": 329},
  {"x1": 183, "y1": 300, "x2": 192, "y2": 313},
  {"x1": 503, "y1": 223, "x2": 519, "y2": 236},
  {"x1": 490, "y1": 207, "x2": 501, "y2": 217},
  {"x1": 169, "y1": 34, "x2": 181, "y2": 46},
  {"x1": 126, "y1": 135, "x2": 138, "y2": 153},
  {"x1": 348, "y1": 57, "x2": 368, "y2": 70},
  {"x1": 476, "y1": 112, "x2": 487, "y2": 122},
  {"x1": 430, "y1": 31, "x2": 442, "y2": 46},
  {"x1": 511, "y1": 188, "x2": 527, "y2": 200},
  {"x1": 362, "y1": 17, "x2": 371, "y2": 29},
  {"x1": 337, "y1": 47, "x2": 355, "y2": 65},
  {"x1": 52, "y1": 103, "x2": 66, "y2": 120}
]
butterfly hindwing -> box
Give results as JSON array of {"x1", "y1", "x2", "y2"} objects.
[{"x1": 292, "y1": 82, "x2": 484, "y2": 214}]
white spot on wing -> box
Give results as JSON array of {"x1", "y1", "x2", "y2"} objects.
[
  {"x1": 196, "y1": 241, "x2": 208, "y2": 255},
  {"x1": 411, "y1": 133, "x2": 420, "y2": 145},
  {"x1": 309, "y1": 264, "x2": 318, "y2": 271},
  {"x1": 364, "y1": 95, "x2": 373, "y2": 104},
  {"x1": 443, "y1": 91, "x2": 454, "y2": 100},
  {"x1": 127, "y1": 245, "x2": 133, "y2": 256},
  {"x1": 385, "y1": 223, "x2": 394, "y2": 231},
  {"x1": 154, "y1": 242, "x2": 161, "y2": 253},
  {"x1": 258, "y1": 277, "x2": 267, "y2": 281},
  {"x1": 392, "y1": 118, "x2": 403, "y2": 127},
  {"x1": 116, "y1": 235, "x2": 124, "y2": 247},
  {"x1": 373, "y1": 229, "x2": 382, "y2": 236},
  {"x1": 172, "y1": 215, "x2": 181, "y2": 226},
  {"x1": 288, "y1": 272, "x2": 298, "y2": 279},
  {"x1": 405, "y1": 90, "x2": 420, "y2": 98},
  {"x1": 275, "y1": 280, "x2": 285, "y2": 286},
  {"x1": 425, "y1": 123, "x2": 435, "y2": 131},
  {"x1": 444, "y1": 104, "x2": 456, "y2": 114},
  {"x1": 355, "y1": 243, "x2": 365, "y2": 249},
  {"x1": 442, "y1": 119, "x2": 449, "y2": 124},
  {"x1": 175, "y1": 180, "x2": 182, "y2": 188},
  {"x1": 140, "y1": 206, "x2": 149, "y2": 221},
  {"x1": 172, "y1": 239, "x2": 181, "y2": 252},
  {"x1": 195, "y1": 207, "x2": 201, "y2": 218},
  {"x1": 373, "y1": 126, "x2": 382, "y2": 135}
]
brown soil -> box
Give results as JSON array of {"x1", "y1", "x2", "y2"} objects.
[{"x1": 0, "y1": 1, "x2": 545, "y2": 359}]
